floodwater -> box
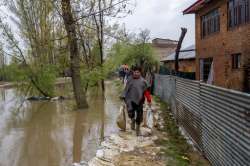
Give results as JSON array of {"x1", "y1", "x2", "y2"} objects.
[{"x1": 0, "y1": 82, "x2": 120, "y2": 166}]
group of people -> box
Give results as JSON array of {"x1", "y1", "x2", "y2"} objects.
[
  {"x1": 120, "y1": 65, "x2": 153, "y2": 136},
  {"x1": 118, "y1": 64, "x2": 131, "y2": 84}
]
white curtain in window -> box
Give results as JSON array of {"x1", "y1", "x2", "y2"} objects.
[
  {"x1": 200, "y1": 59, "x2": 204, "y2": 81},
  {"x1": 207, "y1": 62, "x2": 214, "y2": 85}
]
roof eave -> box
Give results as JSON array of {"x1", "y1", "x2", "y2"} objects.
[{"x1": 183, "y1": 0, "x2": 206, "y2": 15}]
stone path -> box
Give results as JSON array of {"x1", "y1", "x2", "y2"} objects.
[{"x1": 73, "y1": 103, "x2": 166, "y2": 166}]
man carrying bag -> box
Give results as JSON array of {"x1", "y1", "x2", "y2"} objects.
[{"x1": 120, "y1": 66, "x2": 152, "y2": 136}]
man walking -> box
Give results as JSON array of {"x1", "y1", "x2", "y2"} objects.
[{"x1": 121, "y1": 66, "x2": 152, "y2": 136}]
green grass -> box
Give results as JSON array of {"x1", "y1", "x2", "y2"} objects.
[{"x1": 155, "y1": 96, "x2": 210, "y2": 166}]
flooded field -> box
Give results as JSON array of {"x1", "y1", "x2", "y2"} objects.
[{"x1": 0, "y1": 82, "x2": 120, "y2": 166}]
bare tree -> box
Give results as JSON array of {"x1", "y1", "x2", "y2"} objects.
[
  {"x1": 0, "y1": 44, "x2": 5, "y2": 80},
  {"x1": 93, "y1": 0, "x2": 105, "y2": 92}
]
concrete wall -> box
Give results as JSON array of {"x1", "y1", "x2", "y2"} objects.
[
  {"x1": 153, "y1": 46, "x2": 176, "y2": 61},
  {"x1": 152, "y1": 38, "x2": 177, "y2": 61}
]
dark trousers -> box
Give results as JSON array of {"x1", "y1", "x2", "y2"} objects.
[{"x1": 128, "y1": 102, "x2": 143, "y2": 125}]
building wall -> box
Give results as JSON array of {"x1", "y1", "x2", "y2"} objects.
[
  {"x1": 164, "y1": 59, "x2": 196, "y2": 73},
  {"x1": 195, "y1": 0, "x2": 250, "y2": 92},
  {"x1": 153, "y1": 46, "x2": 176, "y2": 61},
  {"x1": 152, "y1": 38, "x2": 177, "y2": 61}
]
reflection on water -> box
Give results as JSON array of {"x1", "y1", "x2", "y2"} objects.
[{"x1": 0, "y1": 82, "x2": 120, "y2": 166}]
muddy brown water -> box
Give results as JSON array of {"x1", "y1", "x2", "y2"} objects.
[{"x1": 0, "y1": 82, "x2": 120, "y2": 166}]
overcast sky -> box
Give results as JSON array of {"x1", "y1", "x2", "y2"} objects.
[
  {"x1": 0, "y1": 0, "x2": 196, "y2": 49},
  {"x1": 118, "y1": 0, "x2": 196, "y2": 48}
]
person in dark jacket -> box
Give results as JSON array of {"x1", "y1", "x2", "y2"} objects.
[
  {"x1": 118, "y1": 66, "x2": 125, "y2": 81},
  {"x1": 121, "y1": 66, "x2": 152, "y2": 136}
]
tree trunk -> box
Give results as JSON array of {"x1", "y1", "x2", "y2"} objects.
[
  {"x1": 175, "y1": 28, "x2": 187, "y2": 73},
  {"x1": 61, "y1": 0, "x2": 88, "y2": 109},
  {"x1": 94, "y1": 0, "x2": 105, "y2": 93}
]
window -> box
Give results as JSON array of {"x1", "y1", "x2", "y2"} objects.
[
  {"x1": 232, "y1": 53, "x2": 241, "y2": 69},
  {"x1": 201, "y1": 9, "x2": 220, "y2": 38},
  {"x1": 228, "y1": 0, "x2": 250, "y2": 28},
  {"x1": 200, "y1": 58, "x2": 213, "y2": 81}
]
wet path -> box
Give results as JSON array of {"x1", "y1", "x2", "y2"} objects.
[{"x1": 0, "y1": 82, "x2": 120, "y2": 166}]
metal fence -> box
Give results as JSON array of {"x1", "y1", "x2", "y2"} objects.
[{"x1": 154, "y1": 74, "x2": 250, "y2": 166}]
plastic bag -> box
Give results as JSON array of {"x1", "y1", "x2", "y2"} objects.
[
  {"x1": 146, "y1": 107, "x2": 154, "y2": 129},
  {"x1": 116, "y1": 104, "x2": 126, "y2": 131},
  {"x1": 143, "y1": 105, "x2": 154, "y2": 129}
]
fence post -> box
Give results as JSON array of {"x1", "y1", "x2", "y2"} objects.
[{"x1": 198, "y1": 80, "x2": 204, "y2": 153}]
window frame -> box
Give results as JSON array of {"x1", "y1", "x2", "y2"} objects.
[
  {"x1": 228, "y1": 0, "x2": 250, "y2": 29},
  {"x1": 200, "y1": 58, "x2": 213, "y2": 82},
  {"x1": 231, "y1": 53, "x2": 241, "y2": 69},
  {"x1": 201, "y1": 8, "x2": 220, "y2": 39}
]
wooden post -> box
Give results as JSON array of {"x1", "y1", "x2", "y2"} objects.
[{"x1": 175, "y1": 28, "x2": 187, "y2": 73}]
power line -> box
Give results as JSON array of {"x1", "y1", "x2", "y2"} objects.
[{"x1": 73, "y1": 0, "x2": 130, "y2": 22}]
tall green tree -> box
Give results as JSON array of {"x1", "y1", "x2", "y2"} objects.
[
  {"x1": 0, "y1": 0, "x2": 135, "y2": 108},
  {"x1": 109, "y1": 29, "x2": 159, "y2": 75}
]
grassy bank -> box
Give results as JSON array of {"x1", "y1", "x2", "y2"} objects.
[{"x1": 154, "y1": 97, "x2": 210, "y2": 166}]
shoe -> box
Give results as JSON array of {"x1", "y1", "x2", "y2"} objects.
[
  {"x1": 136, "y1": 124, "x2": 141, "y2": 136},
  {"x1": 131, "y1": 119, "x2": 135, "y2": 130}
]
